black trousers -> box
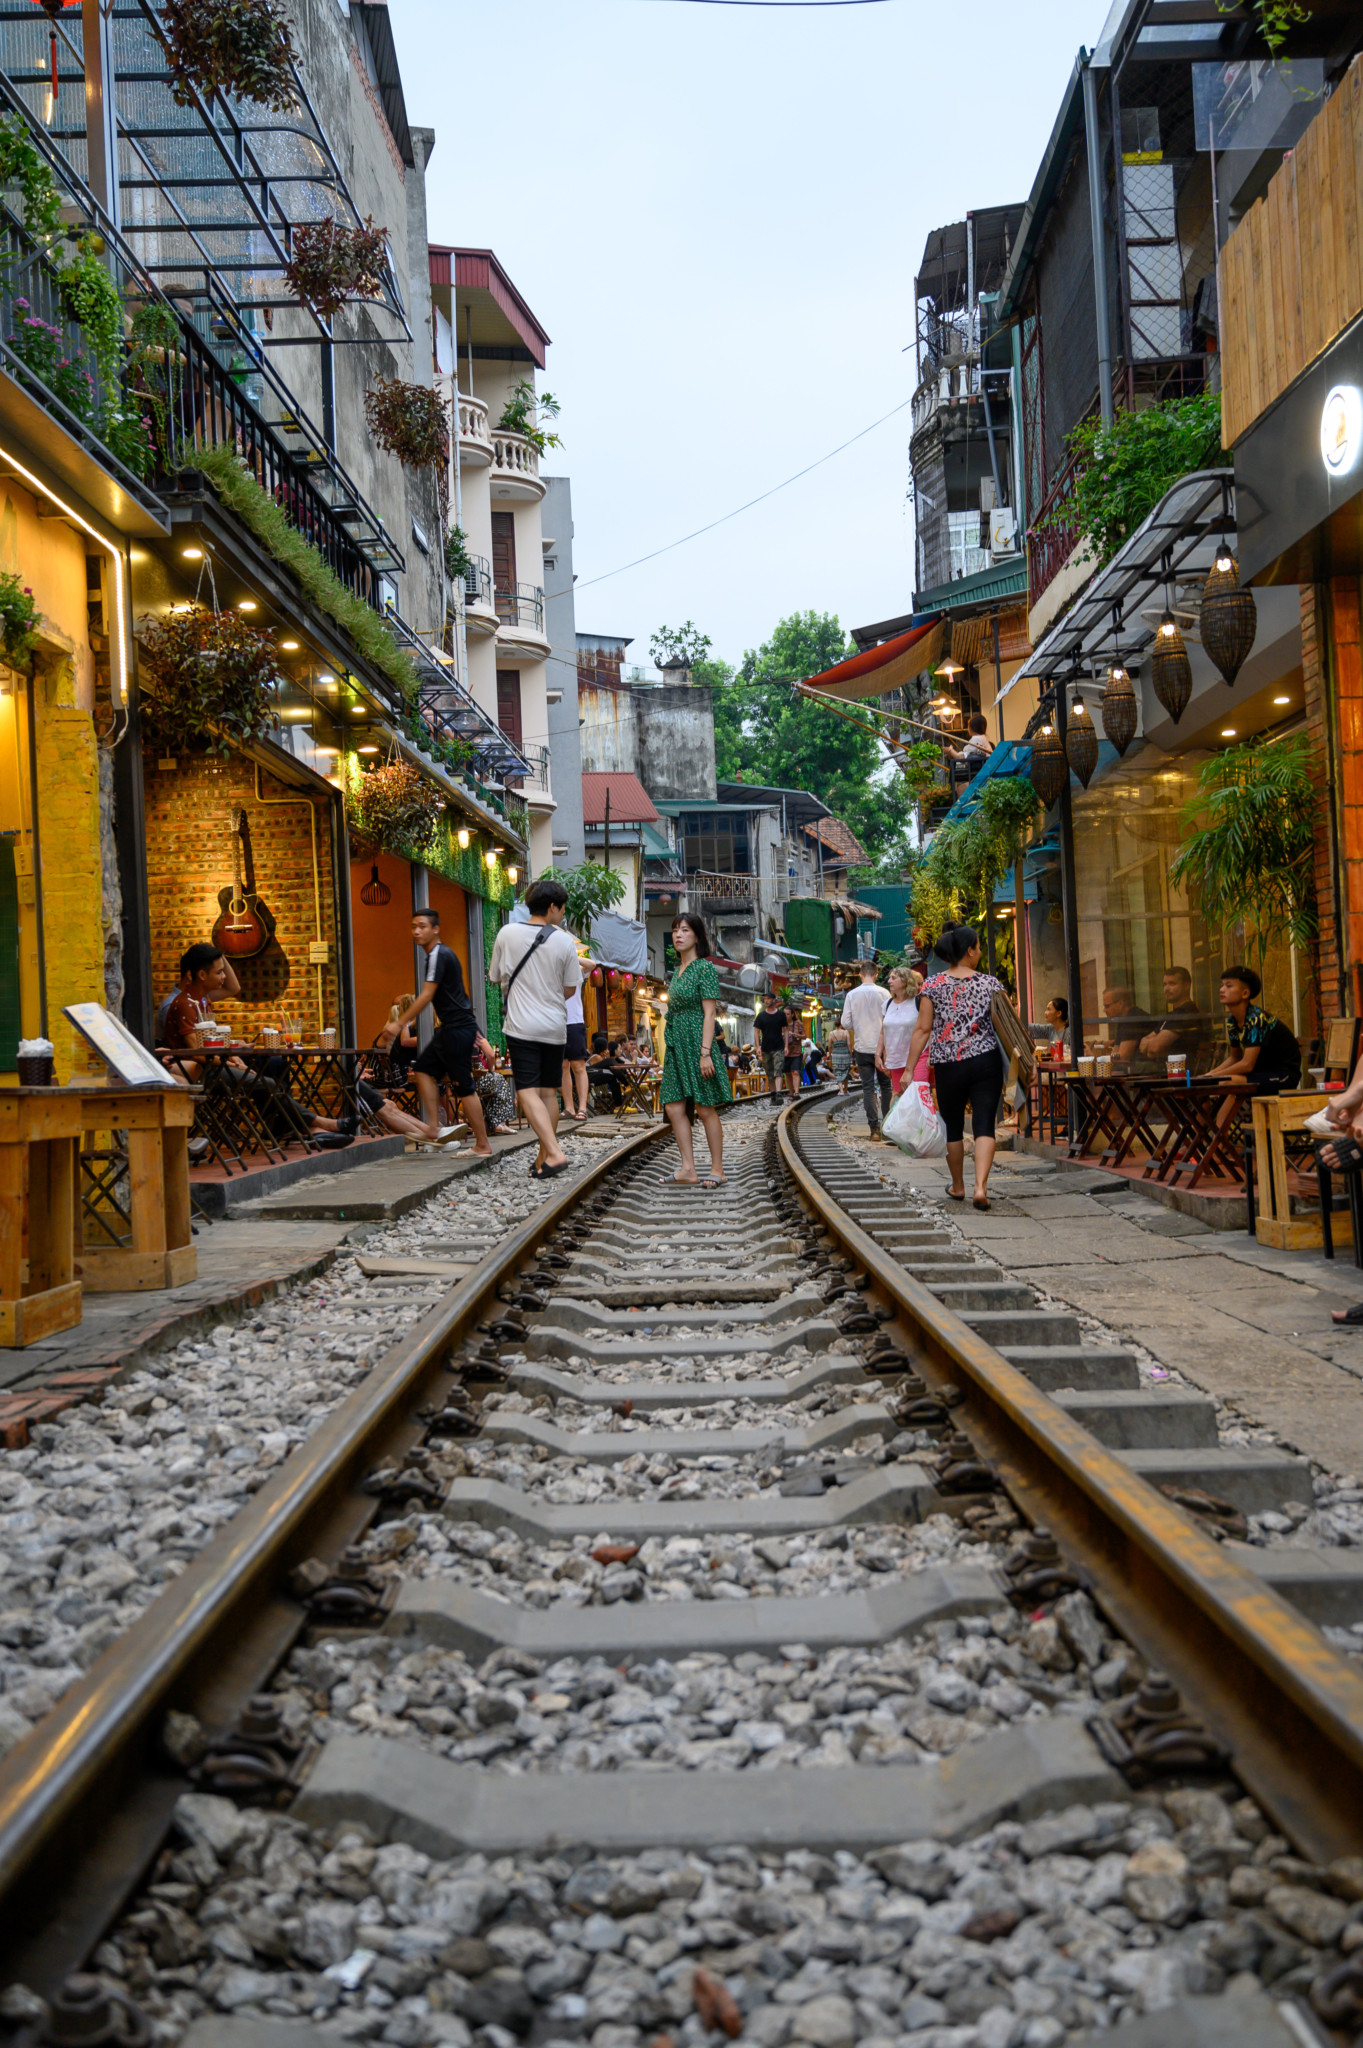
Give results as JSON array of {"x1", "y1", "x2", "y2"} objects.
[
  {"x1": 933, "y1": 1047, "x2": 1005, "y2": 1143},
  {"x1": 854, "y1": 1051, "x2": 891, "y2": 1130}
]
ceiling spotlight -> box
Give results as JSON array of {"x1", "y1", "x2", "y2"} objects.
[
  {"x1": 279, "y1": 639, "x2": 300, "y2": 651},
  {"x1": 238, "y1": 599, "x2": 257, "y2": 612},
  {"x1": 313, "y1": 744, "x2": 339, "y2": 756},
  {"x1": 1221, "y1": 727, "x2": 1237, "y2": 738},
  {"x1": 1273, "y1": 694, "x2": 1291, "y2": 706},
  {"x1": 319, "y1": 674, "x2": 335, "y2": 686},
  {"x1": 181, "y1": 546, "x2": 202, "y2": 560},
  {"x1": 358, "y1": 743, "x2": 379, "y2": 755}
]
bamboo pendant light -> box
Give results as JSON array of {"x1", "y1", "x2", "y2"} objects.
[
  {"x1": 1064, "y1": 694, "x2": 1099, "y2": 787},
  {"x1": 1029, "y1": 717, "x2": 1068, "y2": 806},
  {"x1": 1101, "y1": 660, "x2": 1138, "y2": 756},
  {"x1": 1151, "y1": 610, "x2": 1193, "y2": 723},
  {"x1": 1200, "y1": 543, "x2": 1257, "y2": 686}
]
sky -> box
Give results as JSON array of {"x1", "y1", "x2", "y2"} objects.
[{"x1": 390, "y1": 0, "x2": 1102, "y2": 675}]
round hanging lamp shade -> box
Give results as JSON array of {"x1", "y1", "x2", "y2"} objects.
[
  {"x1": 1151, "y1": 616, "x2": 1193, "y2": 723},
  {"x1": 1200, "y1": 551, "x2": 1257, "y2": 686},
  {"x1": 1029, "y1": 720, "x2": 1068, "y2": 806},
  {"x1": 1101, "y1": 667, "x2": 1138, "y2": 756},
  {"x1": 359, "y1": 862, "x2": 391, "y2": 907},
  {"x1": 1064, "y1": 703, "x2": 1099, "y2": 788}
]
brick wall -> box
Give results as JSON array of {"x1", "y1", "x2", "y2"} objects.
[
  {"x1": 142, "y1": 749, "x2": 340, "y2": 1037},
  {"x1": 35, "y1": 661, "x2": 104, "y2": 1083}
]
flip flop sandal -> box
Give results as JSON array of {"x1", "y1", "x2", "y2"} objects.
[
  {"x1": 946, "y1": 1190, "x2": 966, "y2": 1202},
  {"x1": 1331, "y1": 1303, "x2": 1363, "y2": 1325},
  {"x1": 973, "y1": 1195, "x2": 991, "y2": 1211},
  {"x1": 702, "y1": 1177, "x2": 727, "y2": 1189},
  {"x1": 538, "y1": 1160, "x2": 570, "y2": 1178},
  {"x1": 658, "y1": 1173, "x2": 698, "y2": 1187}
]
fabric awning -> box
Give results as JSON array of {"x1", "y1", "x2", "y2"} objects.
[{"x1": 800, "y1": 618, "x2": 943, "y2": 703}]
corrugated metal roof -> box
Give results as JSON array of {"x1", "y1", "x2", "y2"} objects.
[
  {"x1": 582, "y1": 772, "x2": 661, "y2": 826},
  {"x1": 427, "y1": 246, "x2": 550, "y2": 365}
]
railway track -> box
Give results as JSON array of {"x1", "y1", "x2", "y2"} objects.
[{"x1": 4, "y1": 1092, "x2": 1363, "y2": 2045}]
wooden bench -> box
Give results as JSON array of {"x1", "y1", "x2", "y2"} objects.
[{"x1": 1251, "y1": 1090, "x2": 1330, "y2": 1251}]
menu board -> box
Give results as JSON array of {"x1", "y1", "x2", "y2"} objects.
[{"x1": 63, "y1": 1003, "x2": 188, "y2": 1089}]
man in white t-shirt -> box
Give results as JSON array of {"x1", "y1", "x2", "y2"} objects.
[
  {"x1": 488, "y1": 875, "x2": 583, "y2": 1178},
  {"x1": 840, "y1": 959, "x2": 891, "y2": 1141}
]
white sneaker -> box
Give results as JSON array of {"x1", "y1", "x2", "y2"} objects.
[{"x1": 435, "y1": 1125, "x2": 462, "y2": 1143}]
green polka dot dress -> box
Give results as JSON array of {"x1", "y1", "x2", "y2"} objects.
[{"x1": 660, "y1": 958, "x2": 733, "y2": 1109}]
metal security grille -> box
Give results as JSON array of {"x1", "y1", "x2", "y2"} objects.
[{"x1": 1034, "y1": 162, "x2": 1099, "y2": 484}]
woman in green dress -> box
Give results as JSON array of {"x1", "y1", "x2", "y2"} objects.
[{"x1": 659, "y1": 912, "x2": 732, "y2": 1187}]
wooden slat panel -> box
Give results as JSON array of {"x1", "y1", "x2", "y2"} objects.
[{"x1": 1219, "y1": 55, "x2": 1363, "y2": 445}]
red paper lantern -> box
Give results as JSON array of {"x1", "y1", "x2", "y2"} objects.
[
  {"x1": 623, "y1": 974, "x2": 633, "y2": 989},
  {"x1": 590, "y1": 968, "x2": 603, "y2": 987}
]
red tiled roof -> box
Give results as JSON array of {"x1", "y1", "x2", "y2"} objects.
[
  {"x1": 582, "y1": 772, "x2": 660, "y2": 826},
  {"x1": 803, "y1": 816, "x2": 868, "y2": 865}
]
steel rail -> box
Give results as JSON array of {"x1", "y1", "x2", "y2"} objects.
[
  {"x1": 778, "y1": 1094, "x2": 1363, "y2": 1863},
  {"x1": 0, "y1": 1118, "x2": 670, "y2": 1994}
]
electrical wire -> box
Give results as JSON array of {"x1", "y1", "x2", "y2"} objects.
[{"x1": 545, "y1": 393, "x2": 914, "y2": 599}]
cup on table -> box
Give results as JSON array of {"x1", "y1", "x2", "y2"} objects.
[
  {"x1": 319, "y1": 1027, "x2": 337, "y2": 1050},
  {"x1": 1095, "y1": 1055, "x2": 1112, "y2": 1079},
  {"x1": 16, "y1": 1052, "x2": 53, "y2": 1085},
  {"x1": 261, "y1": 1027, "x2": 281, "y2": 1048},
  {"x1": 1167, "y1": 1053, "x2": 1187, "y2": 1082},
  {"x1": 1077, "y1": 1055, "x2": 1095, "y2": 1078},
  {"x1": 1309, "y1": 1067, "x2": 1327, "y2": 1086}
]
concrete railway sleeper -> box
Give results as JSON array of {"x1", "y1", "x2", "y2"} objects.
[{"x1": 2, "y1": 1096, "x2": 1363, "y2": 2045}]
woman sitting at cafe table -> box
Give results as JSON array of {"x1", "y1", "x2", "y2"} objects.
[{"x1": 1205, "y1": 964, "x2": 1301, "y2": 1096}]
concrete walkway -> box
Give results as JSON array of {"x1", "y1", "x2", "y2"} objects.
[{"x1": 836, "y1": 1107, "x2": 1363, "y2": 1477}]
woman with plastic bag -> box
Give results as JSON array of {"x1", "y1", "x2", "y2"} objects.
[{"x1": 902, "y1": 925, "x2": 1006, "y2": 1210}]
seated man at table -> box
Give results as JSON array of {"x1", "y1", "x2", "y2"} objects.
[
  {"x1": 586, "y1": 1034, "x2": 628, "y2": 1110},
  {"x1": 1207, "y1": 964, "x2": 1301, "y2": 1095},
  {"x1": 1098, "y1": 986, "x2": 1155, "y2": 1068},
  {"x1": 1139, "y1": 966, "x2": 1208, "y2": 1071},
  {"x1": 158, "y1": 944, "x2": 353, "y2": 1148}
]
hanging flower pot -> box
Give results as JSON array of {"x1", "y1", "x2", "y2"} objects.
[
  {"x1": 364, "y1": 377, "x2": 450, "y2": 473},
  {"x1": 137, "y1": 604, "x2": 284, "y2": 756},
  {"x1": 284, "y1": 216, "x2": 389, "y2": 322},
  {"x1": 1151, "y1": 613, "x2": 1193, "y2": 723},
  {"x1": 1029, "y1": 719, "x2": 1068, "y2": 806},
  {"x1": 160, "y1": 0, "x2": 297, "y2": 111},
  {"x1": 1200, "y1": 548, "x2": 1257, "y2": 686},
  {"x1": 1064, "y1": 699, "x2": 1099, "y2": 788},
  {"x1": 1101, "y1": 663, "x2": 1138, "y2": 756},
  {"x1": 349, "y1": 761, "x2": 445, "y2": 855}
]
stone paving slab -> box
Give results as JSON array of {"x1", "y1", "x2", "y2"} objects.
[
  {"x1": 508, "y1": 1356, "x2": 869, "y2": 1409},
  {"x1": 387, "y1": 1564, "x2": 1002, "y2": 1662},
  {"x1": 293, "y1": 1718, "x2": 1124, "y2": 1857},
  {"x1": 482, "y1": 1401, "x2": 899, "y2": 1460},
  {"x1": 441, "y1": 1465, "x2": 935, "y2": 1539},
  {"x1": 1068, "y1": 1988, "x2": 1301, "y2": 2048},
  {"x1": 234, "y1": 1134, "x2": 538, "y2": 1221}
]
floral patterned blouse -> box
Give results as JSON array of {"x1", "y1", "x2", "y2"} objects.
[{"x1": 920, "y1": 970, "x2": 1004, "y2": 1064}]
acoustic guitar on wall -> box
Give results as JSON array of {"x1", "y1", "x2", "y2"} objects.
[{"x1": 212, "y1": 807, "x2": 276, "y2": 959}]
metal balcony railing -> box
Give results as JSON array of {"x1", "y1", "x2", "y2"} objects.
[
  {"x1": 496, "y1": 583, "x2": 545, "y2": 633},
  {"x1": 462, "y1": 554, "x2": 494, "y2": 607},
  {"x1": 382, "y1": 608, "x2": 531, "y2": 795}
]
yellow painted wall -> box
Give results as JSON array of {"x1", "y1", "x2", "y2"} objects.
[{"x1": 0, "y1": 482, "x2": 105, "y2": 1083}]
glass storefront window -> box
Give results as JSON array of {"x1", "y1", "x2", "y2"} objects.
[{"x1": 1025, "y1": 743, "x2": 1316, "y2": 1060}]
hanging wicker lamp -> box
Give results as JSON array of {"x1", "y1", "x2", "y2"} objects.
[
  {"x1": 1200, "y1": 546, "x2": 1257, "y2": 685},
  {"x1": 1065, "y1": 696, "x2": 1099, "y2": 788},
  {"x1": 359, "y1": 861, "x2": 391, "y2": 907},
  {"x1": 1151, "y1": 612, "x2": 1193, "y2": 723},
  {"x1": 1029, "y1": 718, "x2": 1069, "y2": 806},
  {"x1": 1101, "y1": 661, "x2": 1138, "y2": 756}
]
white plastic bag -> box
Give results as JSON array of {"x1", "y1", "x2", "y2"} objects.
[{"x1": 883, "y1": 1079, "x2": 948, "y2": 1158}]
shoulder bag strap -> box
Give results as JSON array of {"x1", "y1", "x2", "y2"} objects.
[{"x1": 504, "y1": 924, "x2": 553, "y2": 1003}]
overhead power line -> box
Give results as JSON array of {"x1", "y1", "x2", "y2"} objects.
[{"x1": 553, "y1": 393, "x2": 914, "y2": 598}]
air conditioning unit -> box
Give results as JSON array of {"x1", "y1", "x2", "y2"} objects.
[{"x1": 990, "y1": 507, "x2": 1018, "y2": 554}]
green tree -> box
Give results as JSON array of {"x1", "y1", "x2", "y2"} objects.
[
  {"x1": 650, "y1": 621, "x2": 712, "y2": 669},
  {"x1": 547, "y1": 860, "x2": 625, "y2": 940},
  {"x1": 1167, "y1": 733, "x2": 1318, "y2": 967}
]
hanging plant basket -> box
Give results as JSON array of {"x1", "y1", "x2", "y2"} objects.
[
  {"x1": 284, "y1": 216, "x2": 389, "y2": 322},
  {"x1": 349, "y1": 760, "x2": 446, "y2": 856},
  {"x1": 159, "y1": 0, "x2": 297, "y2": 111},
  {"x1": 1151, "y1": 616, "x2": 1193, "y2": 723},
  {"x1": 1101, "y1": 667, "x2": 1138, "y2": 756},
  {"x1": 1064, "y1": 704, "x2": 1099, "y2": 788},
  {"x1": 363, "y1": 377, "x2": 450, "y2": 473},
  {"x1": 137, "y1": 604, "x2": 284, "y2": 756},
  {"x1": 1200, "y1": 552, "x2": 1257, "y2": 686},
  {"x1": 1029, "y1": 720, "x2": 1069, "y2": 807}
]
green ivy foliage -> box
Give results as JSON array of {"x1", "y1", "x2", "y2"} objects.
[
  {"x1": 1037, "y1": 392, "x2": 1223, "y2": 568},
  {"x1": 1168, "y1": 732, "x2": 1317, "y2": 964}
]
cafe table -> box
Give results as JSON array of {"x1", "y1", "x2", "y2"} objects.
[{"x1": 1136, "y1": 1076, "x2": 1255, "y2": 1190}]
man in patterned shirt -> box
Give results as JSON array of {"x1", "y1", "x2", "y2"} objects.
[{"x1": 1208, "y1": 964, "x2": 1301, "y2": 1095}]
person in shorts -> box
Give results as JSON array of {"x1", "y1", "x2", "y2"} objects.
[
  {"x1": 380, "y1": 910, "x2": 495, "y2": 1152},
  {"x1": 562, "y1": 984, "x2": 590, "y2": 1121},
  {"x1": 488, "y1": 876, "x2": 583, "y2": 1178},
  {"x1": 753, "y1": 990, "x2": 786, "y2": 1091}
]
